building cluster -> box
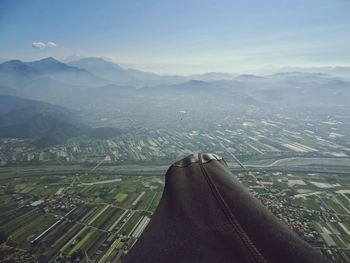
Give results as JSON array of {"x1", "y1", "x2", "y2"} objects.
[
  {"x1": 0, "y1": 247, "x2": 38, "y2": 263},
  {"x1": 255, "y1": 191, "x2": 324, "y2": 244},
  {"x1": 40, "y1": 195, "x2": 83, "y2": 213}
]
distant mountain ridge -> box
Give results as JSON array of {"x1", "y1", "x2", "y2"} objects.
[
  {"x1": 0, "y1": 57, "x2": 106, "y2": 87},
  {"x1": 277, "y1": 66, "x2": 350, "y2": 80},
  {"x1": 27, "y1": 57, "x2": 89, "y2": 75},
  {"x1": 68, "y1": 57, "x2": 184, "y2": 86},
  {"x1": 0, "y1": 57, "x2": 349, "y2": 129},
  {"x1": 0, "y1": 95, "x2": 120, "y2": 147}
]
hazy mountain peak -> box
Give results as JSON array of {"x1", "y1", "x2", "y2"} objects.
[
  {"x1": 236, "y1": 74, "x2": 264, "y2": 80},
  {"x1": 169, "y1": 79, "x2": 214, "y2": 90},
  {"x1": 38, "y1": 56, "x2": 58, "y2": 62},
  {"x1": 68, "y1": 57, "x2": 185, "y2": 86},
  {"x1": 0, "y1": 57, "x2": 108, "y2": 88},
  {"x1": 2, "y1": 59, "x2": 23, "y2": 65},
  {"x1": 69, "y1": 57, "x2": 123, "y2": 71},
  {"x1": 190, "y1": 72, "x2": 237, "y2": 81},
  {"x1": 0, "y1": 59, "x2": 41, "y2": 76},
  {"x1": 28, "y1": 57, "x2": 70, "y2": 71}
]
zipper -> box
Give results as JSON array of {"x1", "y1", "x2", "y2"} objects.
[{"x1": 198, "y1": 153, "x2": 267, "y2": 263}]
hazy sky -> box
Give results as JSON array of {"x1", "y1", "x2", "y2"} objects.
[{"x1": 0, "y1": 0, "x2": 349, "y2": 74}]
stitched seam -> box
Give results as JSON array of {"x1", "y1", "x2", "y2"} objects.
[{"x1": 198, "y1": 153, "x2": 267, "y2": 263}]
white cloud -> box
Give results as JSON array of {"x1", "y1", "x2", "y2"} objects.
[
  {"x1": 46, "y1": 41, "x2": 57, "y2": 48},
  {"x1": 32, "y1": 42, "x2": 46, "y2": 49},
  {"x1": 31, "y1": 41, "x2": 57, "y2": 49}
]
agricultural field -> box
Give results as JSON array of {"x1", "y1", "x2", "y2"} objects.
[
  {"x1": 238, "y1": 168, "x2": 350, "y2": 262},
  {"x1": 115, "y1": 193, "x2": 128, "y2": 203},
  {"x1": 1, "y1": 158, "x2": 350, "y2": 262},
  {"x1": 0, "y1": 169, "x2": 164, "y2": 262}
]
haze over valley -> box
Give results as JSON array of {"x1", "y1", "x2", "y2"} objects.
[
  {"x1": 1, "y1": 0, "x2": 350, "y2": 262},
  {"x1": 1, "y1": 53, "x2": 350, "y2": 262}
]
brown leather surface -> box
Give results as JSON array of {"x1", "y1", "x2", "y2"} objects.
[{"x1": 123, "y1": 153, "x2": 328, "y2": 263}]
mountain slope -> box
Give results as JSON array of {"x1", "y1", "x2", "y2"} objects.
[
  {"x1": 0, "y1": 60, "x2": 42, "y2": 87},
  {"x1": 0, "y1": 58, "x2": 107, "y2": 88},
  {"x1": 68, "y1": 57, "x2": 184, "y2": 86},
  {"x1": 0, "y1": 95, "x2": 120, "y2": 147}
]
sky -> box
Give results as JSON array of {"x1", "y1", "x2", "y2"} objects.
[{"x1": 0, "y1": 0, "x2": 349, "y2": 75}]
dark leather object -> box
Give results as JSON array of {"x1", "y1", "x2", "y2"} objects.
[{"x1": 123, "y1": 153, "x2": 328, "y2": 263}]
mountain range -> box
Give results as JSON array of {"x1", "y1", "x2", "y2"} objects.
[
  {"x1": 0, "y1": 57, "x2": 349, "y2": 146},
  {"x1": 0, "y1": 57, "x2": 106, "y2": 88},
  {"x1": 68, "y1": 57, "x2": 184, "y2": 87}
]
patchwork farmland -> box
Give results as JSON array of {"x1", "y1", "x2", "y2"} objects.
[{"x1": 0, "y1": 171, "x2": 164, "y2": 262}]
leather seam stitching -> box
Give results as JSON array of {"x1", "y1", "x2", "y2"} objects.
[{"x1": 198, "y1": 153, "x2": 267, "y2": 263}]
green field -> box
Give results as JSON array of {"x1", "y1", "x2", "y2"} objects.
[
  {"x1": 69, "y1": 229, "x2": 96, "y2": 255},
  {"x1": 11, "y1": 214, "x2": 56, "y2": 248},
  {"x1": 114, "y1": 193, "x2": 128, "y2": 202}
]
